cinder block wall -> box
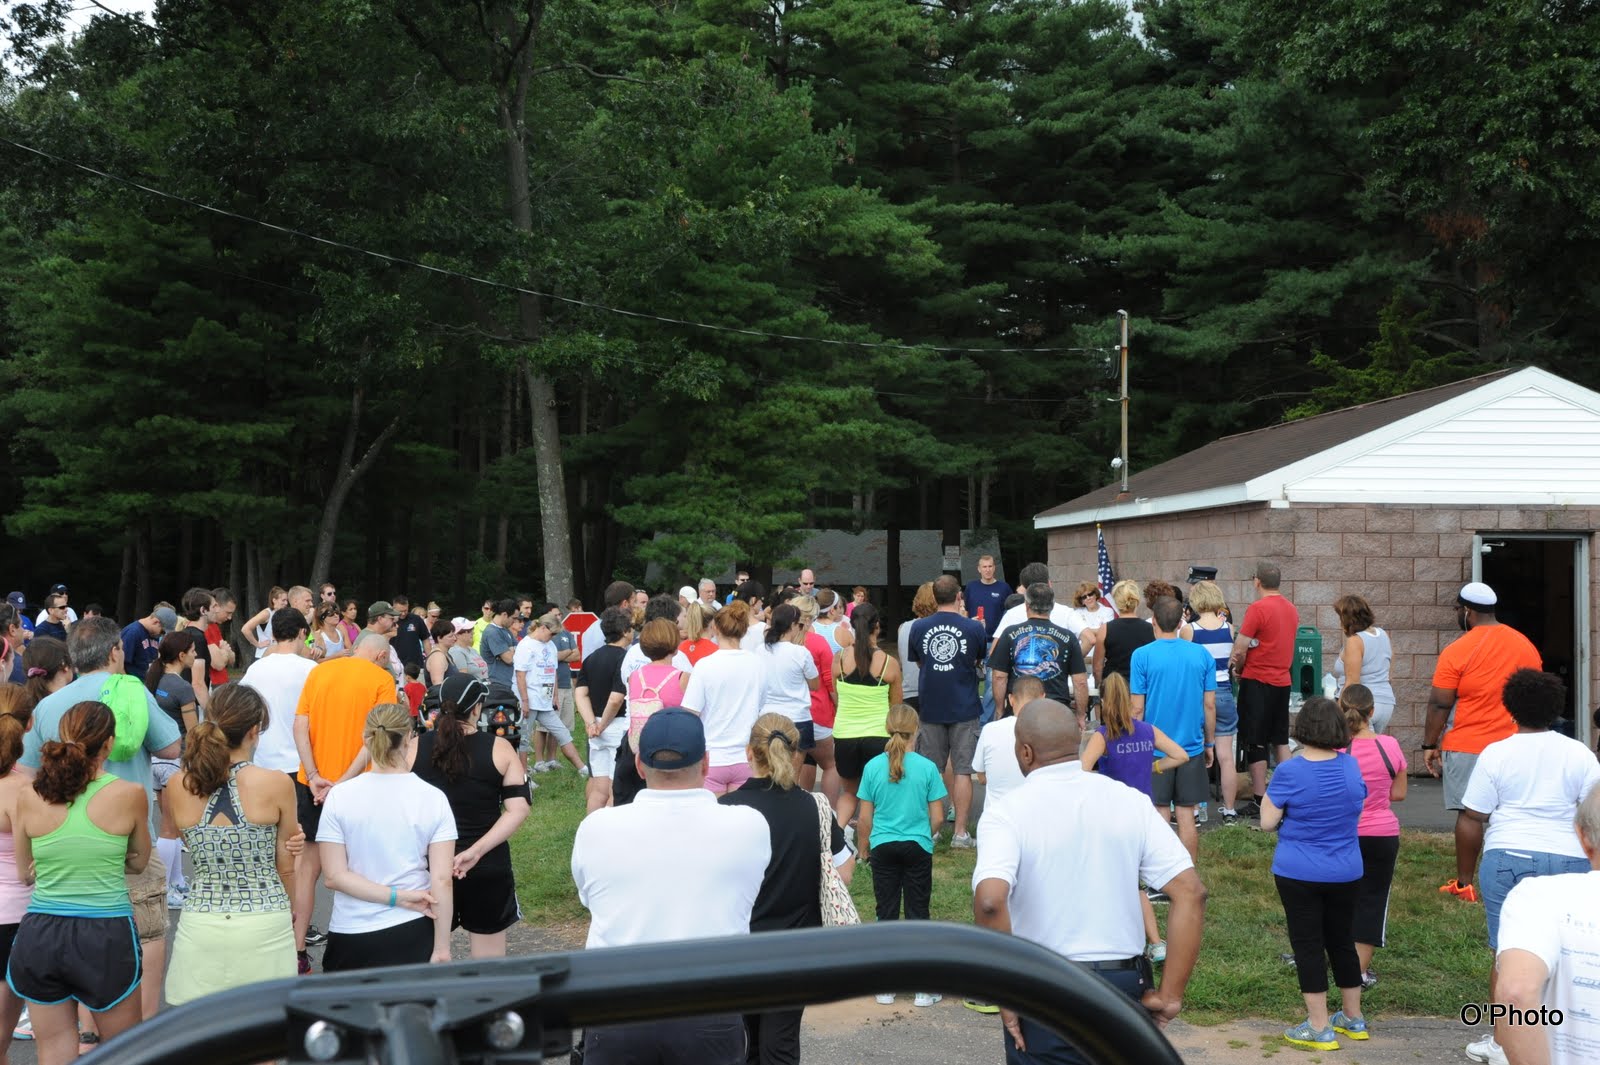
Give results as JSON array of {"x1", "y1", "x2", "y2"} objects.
[{"x1": 1047, "y1": 504, "x2": 1600, "y2": 765}]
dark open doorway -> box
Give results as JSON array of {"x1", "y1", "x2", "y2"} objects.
[{"x1": 1477, "y1": 535, "x2": 1587, "y2": 735}]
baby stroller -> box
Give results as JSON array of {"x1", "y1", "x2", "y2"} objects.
[{"x1": 417, "y1": 681, "x2": 523, "y2": 751}]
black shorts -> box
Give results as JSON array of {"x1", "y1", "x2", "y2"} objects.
[
  {"x1": 795, "y1": 721, "x2": 816, "y2": 752},
  {"x1": 453, "y1": 841, "x2": 521, "y2": 936},
  {"x1": 833, "y1": 736, "x2": 887, "y2": 780},
  {"x1": 295, "y1": 779, "x2": 324, "y2": 841},
  {"x1": 322, "y1": 915, "x2": 433, "y2": 972},
  {"x1": 0, "y1": 923, "x2": 18, "y2": 979},
  {"x1": 1353, "y1": 835, "x2": 1400, "y2": 947},
  {"x1": 7, "y1": 913, "x2": 141, "y2": 1011},
  {"x1": 1238, "y1": 678, "x2": 1290, "y2": 748}
]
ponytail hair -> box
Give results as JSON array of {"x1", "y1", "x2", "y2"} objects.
[
  {"x1": 0, "y1": 707, "x2": 25, "y2": 775},
  {"x1": 747, "y1": 713, "x2": 799, "y2": 789},
  {"x1": 765, "y1": 603, "x2": 801, "y2": 647},
  {"x1": 1340, "y1": 683, "x2": 1375, "y2": 736},
  {"x1": 21, "y1": 637, "x2": 71, "y2": 712},
  {"x1": 849, "y1": 604, "x2": 880, "y2": 682},
  {"x1": 1099, "y1": 673, "x2": 1133, "y2": 740},
  {"x1": 183, "y1": 683, "x2": 268, "y2": 797},
  {"x1": 146, "y1": 631, "x2": 194, "y2": 694},
  {"x1": 884, "y1": 703, "x2": 919, "y2": 783},
  {"x1": 35, "y1": 701, "x2": 115, "y2": 804},
  {"x1": 364, "y1": 703, "x2": 415, "y2": 769}
]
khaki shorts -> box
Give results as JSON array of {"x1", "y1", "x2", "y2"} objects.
[
  {"x1": 540, "y1": 689, "x2": 577, "y2": 734},
  {"x1": 128, "y1": 852, "x2": 168, "y2": 943},
  {"x1": 1443, "y1": 751, "x2": 1480, "y2": 812}
]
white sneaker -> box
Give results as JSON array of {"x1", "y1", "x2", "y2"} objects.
[
  {"x1": 1466, "y1": 1035, "x2": 1508, "y2": 1065},
  {"x1": 166, "y1": 890, "x2": 187, "y2": 909},
  {"x1": 914, "y1": 993, "x2": 942, "y2": 1008},
  {"x1": 875, "y1": 993, "x2": 895, "y2": 1005},
  {"x1": 579, "y1": 765, "x2": 591, "y2": 779},
  {"x1": 532, "y1": 760, "x2": 553, "y2": 772}
]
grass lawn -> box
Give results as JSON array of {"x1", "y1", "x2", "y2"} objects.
[{"x1": 509, "y1": 760, "x2": 1484, "y2": 1022}]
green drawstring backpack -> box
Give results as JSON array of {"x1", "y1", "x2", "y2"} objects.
[{"x1": 98, "y1": 673, "x2": 151, "y2": 761}]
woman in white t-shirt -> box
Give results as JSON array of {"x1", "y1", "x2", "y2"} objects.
[
  {"x1": 1459, "y1": 668, "x2": 1600, "y2": 1065},
  {"x1": 318, "y1": 703, "x2": 457, "y2": 971},
  {"x1": 759, "y1": 604, "x2": 821, "y2": 754},
  {"x1": 680, "y1": 601, "x2": 769, "y2": 796}
]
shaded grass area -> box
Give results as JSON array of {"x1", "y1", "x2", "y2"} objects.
[{"x1": 509, "y1": 758, "x2": 1482, "y2": 1020}]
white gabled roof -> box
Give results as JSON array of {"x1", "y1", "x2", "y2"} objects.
[{"x1": 1036, "y1": 367, "x2": 1600, "y2": 530}]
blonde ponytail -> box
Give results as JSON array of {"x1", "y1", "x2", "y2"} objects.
[
  {"x1": 884, "y1": 703, "x2": 919, "y2": 783},
  {"x1": 748, "y1": 713, "x2": 800, "y2": 789},
  {"x1": 363, "y1": 703, "x2": 414, "y2": 768}
]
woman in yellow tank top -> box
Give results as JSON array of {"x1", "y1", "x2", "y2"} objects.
[{"x1": 830, "y1": 605, "x2": 903, "y2": 833}]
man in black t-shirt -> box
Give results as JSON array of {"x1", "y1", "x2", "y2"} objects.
[
  {"x1": 989, "y1": 584, "x2": 1089, "y2": 726},
  {"x1": 390, "y1": 594, "x2": 431, "y2": 671},
  {"x1": 574, "y1": 606, "x2": 631, "y2": 815}
]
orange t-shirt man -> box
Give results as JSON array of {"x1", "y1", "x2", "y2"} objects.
[
  {"x1": 1433, "y1": 623, "x2": 1542, "y2": 755},
  {"x1": 295, "y1": 654, "x2": 397, "y2": 786}
]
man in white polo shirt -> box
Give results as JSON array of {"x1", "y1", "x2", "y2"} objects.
[
  {"x1": 572, "y1": 708, "x2": 771, "y2": 1064},
  {"x1": 973, "y1": 699, "x2": 1207, "y2": 1064},
  {"x1": 1493, "y1": 785, "x2": 1600, "y2": 1065}
]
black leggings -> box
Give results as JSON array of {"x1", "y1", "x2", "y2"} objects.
[
  {"x1": 870, "y1": 841, "x2": 932, "y2": 922},
  {"x1": 1353, "y1": 835, "x2": 1400, "y2": 947},
  {"x1": 1275, "y1": 874, "x2": 1362, "y2": 994}
]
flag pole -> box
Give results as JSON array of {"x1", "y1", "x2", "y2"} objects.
[{"x1": 1118, "y1": 310, "x2": 1130, "y2": 495}]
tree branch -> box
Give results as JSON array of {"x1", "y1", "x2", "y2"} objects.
[
  {"x1": 528, "y1": 60, "x2": 652, "y2": 86},
  {"x1": 392, "y1": 7, "x2": 470, "y2": 86}
]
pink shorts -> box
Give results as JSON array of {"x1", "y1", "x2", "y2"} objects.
[{"x1": 704, "y1": 762, "x2": 753, "y2": 795}]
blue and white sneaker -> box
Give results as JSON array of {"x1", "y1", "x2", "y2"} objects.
[
  {"x1": 1283, "y1": 1020, "x2": 1338, "y2": 1051},
  {"x1": 1331, "y1": 1010, "x2": 1369, "y2": 1040}
]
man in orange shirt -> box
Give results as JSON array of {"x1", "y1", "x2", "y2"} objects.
[
  {"x1": 290, "y1": 631, "x2": 398, "y2": 970},
  {"x1": 1423, "y1": 582, "x2": 1542, "y2": 902}
]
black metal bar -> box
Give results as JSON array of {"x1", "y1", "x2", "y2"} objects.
[{"x1": 88, "y1": 923, "x2": 1183, "y2": 1065}]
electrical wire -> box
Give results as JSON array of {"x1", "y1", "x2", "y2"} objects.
[{"x1": 0, "y1": 134, "x2": 1113, "y2": 356}]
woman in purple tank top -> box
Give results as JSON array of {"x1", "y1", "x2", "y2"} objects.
[{"x1": 1080, "y1": 673, "x2": 1192, "y2": 962}]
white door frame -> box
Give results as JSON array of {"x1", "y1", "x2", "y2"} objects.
[{"x1": 1472, "y1": 532, "x2": 1591, "y2": 748}]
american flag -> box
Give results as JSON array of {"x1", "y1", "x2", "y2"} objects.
[{"x1": 1097, "y1": 526, "x2": 1116, "y2": 597}]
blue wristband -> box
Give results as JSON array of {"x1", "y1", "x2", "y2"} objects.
[{"x1": 388, "y1": 886, "x2": 397, "y2": 908}]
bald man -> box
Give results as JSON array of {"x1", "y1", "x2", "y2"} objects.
[{"x1": 973, "y1": 699, "x2": 1208, "y2": 1064}]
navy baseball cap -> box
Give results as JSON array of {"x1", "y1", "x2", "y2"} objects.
[
  {"x1": 4, "y1": 592, "x2": 22, "y2": 609},
  {"x1": 637, "y1": 708, "x2": 705, "y2": 769},
  {"x1": 48, "y1": 583, "x2": 67, "y2": 595}
]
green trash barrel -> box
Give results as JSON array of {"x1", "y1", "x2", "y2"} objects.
[{"x1": 1293, "y1": 625, "x2": 1322, "y2": 698}]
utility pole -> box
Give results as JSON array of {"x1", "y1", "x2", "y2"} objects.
[{"x1": 1118, "y1": 310, "x2": 1130, "y2": 494}]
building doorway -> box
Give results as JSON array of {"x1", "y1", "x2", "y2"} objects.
[{"x1": 1475, "y1": 534, "x2": 1590, "y2": 746}]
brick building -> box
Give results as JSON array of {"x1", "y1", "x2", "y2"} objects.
[{"x1": 1035, "y1": 367, "x2": 1600, "y2": 753}]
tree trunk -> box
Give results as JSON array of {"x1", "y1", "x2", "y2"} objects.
[
  {"x1": 117, "y1": 536, "x2": 135, "y2": 625},
  {"x1": 178, "y1": 519, "x2": 193, "y2": 592},
  {"x1": 885, "y1": 507, "x2": 903, "y2": 624},
  {"x1": 310, "y1": 385, "x2": 402, "y2": 591},
  {"x1": 135, "y1": 522, "x2": 151, "y2": 613}
]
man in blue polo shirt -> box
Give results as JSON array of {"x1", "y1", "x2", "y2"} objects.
[{"x1": 1130, "y1": 596, "x2": 1216, "y2": 865}]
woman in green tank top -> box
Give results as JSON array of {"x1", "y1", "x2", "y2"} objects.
[
  {"x1": 10, "y1": 701, "x2": 151, "y2": 1064},
  {"x1": 830, "y1": 605, "x2": 903, "y2": 834}
]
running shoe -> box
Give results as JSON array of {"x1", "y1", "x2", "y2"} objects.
[
  {"x1": 1145, "y1": 889, "x2": 1170, "y2": 904},
  {"x1": 579, "y1": 765, "x2": 591, "y2": 779},
  {"x1": 1279, "y1": 951, "x2": 1297, "y2": 966},
  {"x1": 874, "y1": 993, "x2": 895, "y2": 1005},
  {"x1": 1361, "y1": 968, "x2": 1378, "y2": 990},
  {"x1": 950, "y1": 833, "x2": 975, "y2": 850},
  {"x1": 1146, "y1": 941, "x2": 1167, "y2": 963},
  {"x1": 962, "y1": 1000, "x2": 1000, "y2": 1015},
  {"x1": 945, "y1": 806, "x2": 955, "y2": 824},
  {"x1": 1219, "y1": 807, "x2": 1239, "y2": 825},
  {"x1": 1439, "y1": 878, "x2": 1480, "y2": 903},
  {"x1": 1330, "y1": 1010, "x2": 1368, "y2": 1040},
  {"x1": 166, "y1": 889, "x2": 187, "y2": 910},
  {"x1": 1465, "y1": 1034, "x2": 1508, "y2": 1064},
  {"x1": 13, "y1": 1008, "x2": 31, "y2": 1041},
  {"x1": 913, "y1": 993, "x2": 942, "y2": 1008},
  {"x1": 1282, "y1": 1021, "x2": 1338, "y2": 1051},
  {"x1": 305, "y1": 924, "x2": 328, "y2": 946},
  {"x1": 533, "y1": 760, "x2": 555, "y2": 773}
]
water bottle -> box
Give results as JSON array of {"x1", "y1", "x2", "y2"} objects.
[
  {"x1": 1197, "y1": 801, "x2": 1208, "y2": 824},
  {"x1": 1322, "y1": 673, "x2": 1338, "y2": 699}
]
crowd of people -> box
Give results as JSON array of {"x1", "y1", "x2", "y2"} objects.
[{"x1": 0, "y1": 560, "x2": 1594, "y2": 1065}]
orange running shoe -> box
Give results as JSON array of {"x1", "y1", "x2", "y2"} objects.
[{"x1": 1439, "y1": 878, "x2": 1480, "y2": 902}]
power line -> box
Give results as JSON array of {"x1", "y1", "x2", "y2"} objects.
[{"x1": 0, "y1": 134, "x2": 1113, "y2": 356}]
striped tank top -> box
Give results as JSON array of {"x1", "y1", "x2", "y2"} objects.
[
  {"x1": 29, "y1": 774, "x2": 133, "y2": 918},
  {"x1": 1189, "y1": 620, "x2": 1232, "y2": 686}
]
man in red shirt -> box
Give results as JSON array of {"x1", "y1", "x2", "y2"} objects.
[
  {"x1": 205, "y1": 586, "x2": 238, "y2": 687},
  {"x1": 1228, "y1": 561, "x2": 1299, "y2": 815},
  {"x1": 1423, "y1": 582, "x2": 1542, "y2": 903}
]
